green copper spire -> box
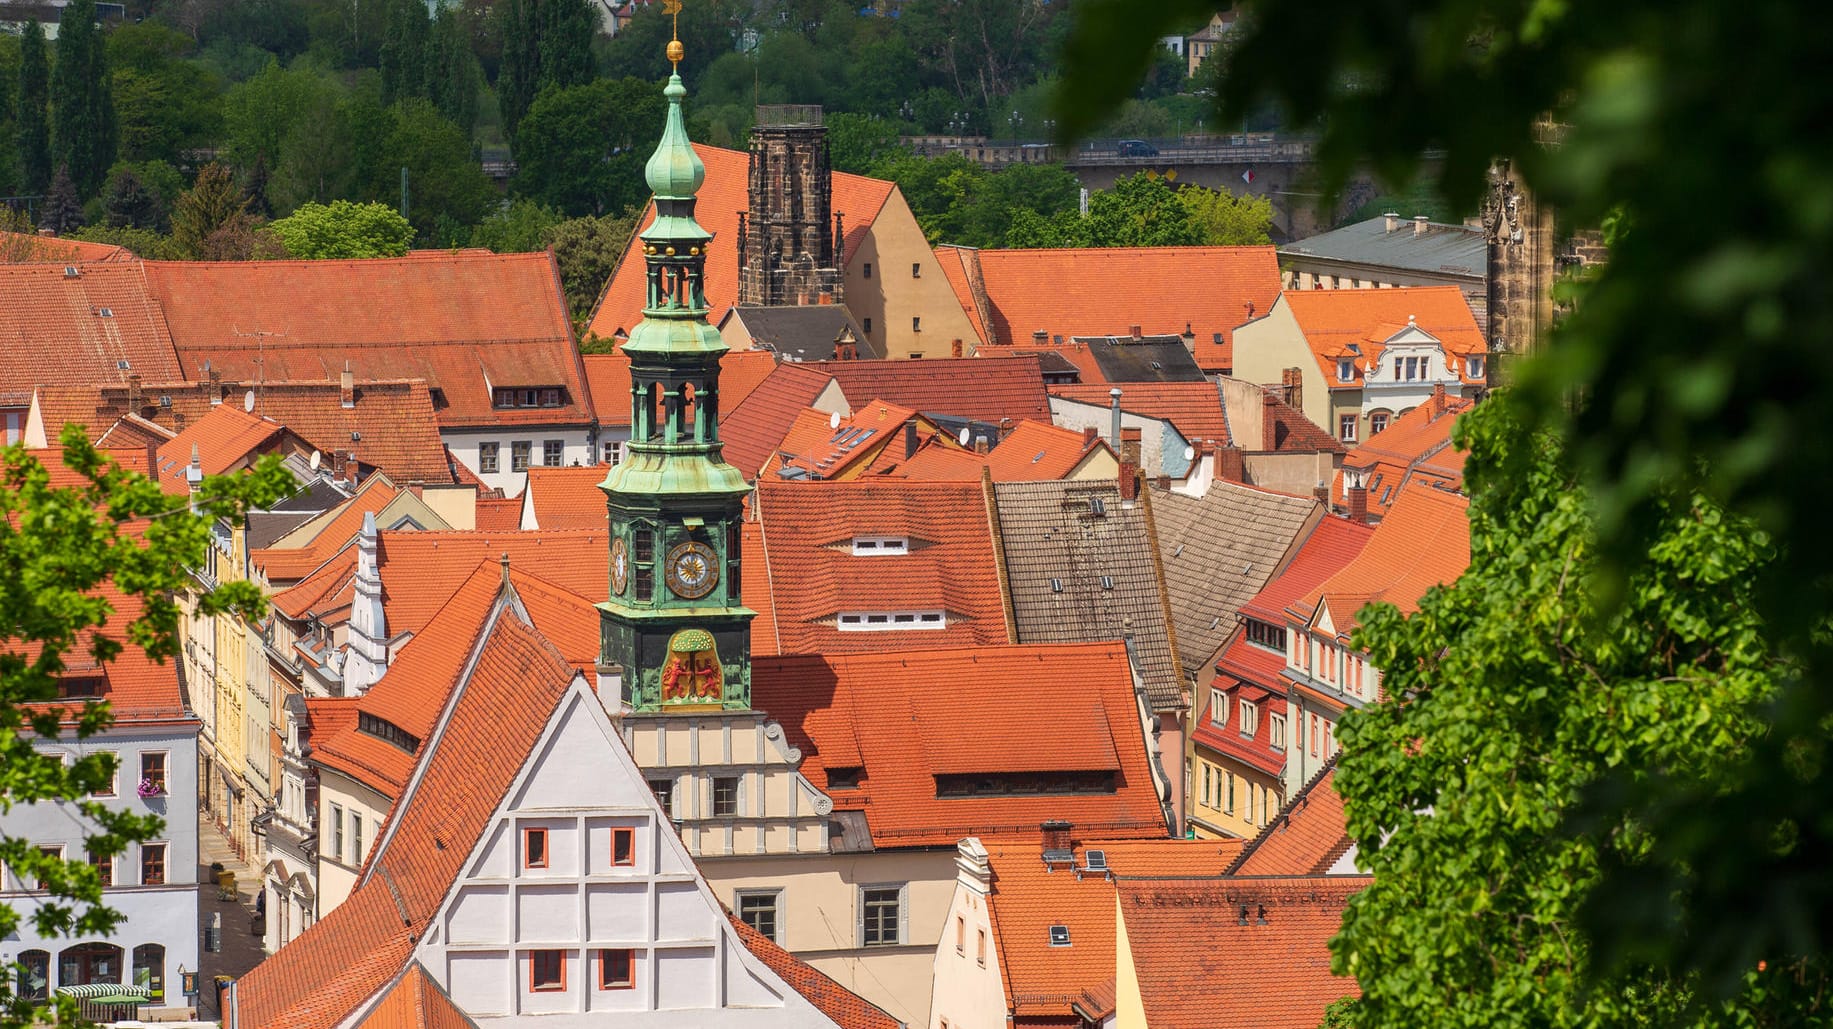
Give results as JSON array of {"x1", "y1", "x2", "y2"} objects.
[{"x1": 598, "y1": 17, "x2": 755, "y2": 716}]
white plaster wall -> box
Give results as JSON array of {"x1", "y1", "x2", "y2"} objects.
[
  {"x1": 928, "y1": 875, "x2": 1005, "y2": 1029},
  {"x1": 441, "y1": 428, "x2": 594, "y2": 497}
]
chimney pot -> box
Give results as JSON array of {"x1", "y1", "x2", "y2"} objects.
[
  {"x1": 904, "y1": 419, "x2": 919, "y2": 460},
  {"x1": 1413, "y1": 215, "x2": 1429, "y2": 235},
  {"x1": 1129, "y1": 324, "x2": 1142, "y2": 339},
  {"x1": 973, "y1": 436, "x2": 990, "y2": 455},
  {"x1": 1033, "y1": 329, "x2": 1048, "y2": 344},
  {"x1": 1383, "y1": 212, "x2": 1400, "y2": 233}
]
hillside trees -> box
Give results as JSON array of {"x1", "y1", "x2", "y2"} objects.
[
  {"x1": 511, "y1": 77, "x2": 662, "y2": 217},
  {"x1": 50, "y1": 0, "x2": 117, "y2": 196},
  {"x1": 268, "y1": 199, "x2": 412, "y2": 258},
  {"x1": 15, "y1": 22, "x2": 51, "y2": 194},
  {"x1": 496, "y1": 0, "x2": 596, "y2": 144}
]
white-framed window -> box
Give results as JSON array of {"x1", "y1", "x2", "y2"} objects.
[
  {"x1": 1270, "y1": 713, "x2": 1287, "y2": 750},
  {"x1": 603, "y1": 440, "x2": 625, "y2": 465},
  {"x1": 1338, "y1": 414, "x2": 1358, "y2": 442},
  {"x1": 1468, "y1": 355, "x2": 1486, "y2": 379},
  {"x1": 1210, "y1": 688, "x2": 1228, "y2": 725},
  {"x1": 837, "y1": 611, "x2": 945, "y2": 631},
  {"x1": 1337, "y1": 358, "x2": 1353, "y2": 382},
  {"x1": 330, "y1": 805, "x2": 345, "y2": 862},
  {"x1": 850, "y1": 536, "x2": 910, "y2": 556},
  {"x1": 737, "y1": 889, "x2": 783, "y2": 943},
  {"x1": 1239, "y1": 700, "x2": 1260, "y2": 738},
  {"x1": 859, "y1": 884, "x2": 907, "y2": 947},
  {"x1": 1223, "y1": 770, "x2": 1235, "y2": 814},
  {"x1": 1369, "y1": 411, "x2": 1390, "y2": 435},
  {"x1": 91, "y1": 751, "x2": 118, "y2": 797},
  {"x1": 351, "y1": 815, "x2": 364, "y2": 865}
]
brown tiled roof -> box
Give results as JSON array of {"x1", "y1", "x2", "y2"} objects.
[
  {"x1": 981, "y1": 839, "x2": 1242, "y2": 1021},
  {"x1": 142, "y1": 252, "x2": 592, "y2": 431},
  {"x1": 754, "y1": 642, "x2": 1170, "y2": 847},
  {"x1": 1150, "y1": 482, "x2": 1322, "y2": 673},
  {"x1": 750, "y1": 478, "x2": 1011, "y2": 656},
  {"x1": 1229, "y1": 761, "x2": 1353, "y2": 876},
  {"x1": 993, "y1": 480, "x2": 1184, "y2": 710},
  {"x1": 586, "y1": 143, "x2": 895, "y2": 338},
  {"x1": 719, "y1": 362, "x2": 840, "y2": 479},
  {"x1": 807, "y1": 355, "x2": 1052, "y2": 424},
  {"x1": 0, "y1": 263, "x2": 183, "y2": 394},
  {"x1": 1118, "y1": 875, "x2": 1365, "y2": 1028},
  {"x1": 34, "y1": 379, "x2": 454, "y2": 484},
  {"x1": 935, "y1": 244, "x2": 1280, "y2": 370},
  {"x1": 1050, "y1": 381, "x2": 1232, "y2": 445},
  {"x1": 727, "y1": 915, "x2": 902, "y2": 1029},
  {"x1": 232, "y1": 608, "x2": 580, "y2": 1029}
]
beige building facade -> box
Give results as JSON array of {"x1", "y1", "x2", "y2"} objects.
[{"x1": 845, "y1": 189, "x2": 987, "y2": 359}]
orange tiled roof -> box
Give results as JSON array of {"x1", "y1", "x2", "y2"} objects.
[
  {"x1": 750, "y1": 478, "x2": 1011, "y2": 656},
  {"x1": 586, "y1": 143, "x2": 895, "y2": 338},
  {"x1": 1229, "y1": 762, "x2": 1352, "y2": 876},
  {"x1": 719, "y1": 362, "x2": 840, "y2": 479},
  {"x1": 1237, "y1": 517, "x2": 1375, "y2": 630},
  {"x1": 0, "y1": 263, "x2": 183, "y2": 395},
  {"x1": 728, "y1": 915, "x2": 902, "y2": 1029},
  {"x1": 981, "y1": 838, "x2": 1243, "y2": 1020},
  {"x1": 1, "y1": 230, "x2": 137, "y2": 263},
  {"x1": 522, "y1": 465, "x2": 608, "y2": 529},
  {"x1": 20, "y1": 589, "x2": 192, "y2": 726},
  {"x1": 1289, "y1": 479, "x2": 1468, "y2": 636},
  {"x1": 769, "y1": 398, "x2": 917, "y2": 479},
  {"x1": 153, "y1": 404, "x2": 281, "y2": 484},
  {"x1": 983, "y1": 420, "x2": 1108, "y2": 481},
  {"x1": 35, "y1": 380, "x2": 453, "y2": 484},
  {"x1": 471, "y1": 495, "x2": 520, "y2": 529},
  {"x1": 1335, "y1": 393, "x2": 1472, "y2": 517},
  {"x1": 932, "y1": 244, "x2": 990, "y2": 344},
  {"x1": 1197, "y1": 632, "x2": 1291, "y2": 779},
  {"x1": 353, "y1": 963, "x2": 478, "y2": 1029},
  {"x1": 1282, "y1": 286, "x2": 1485, "y2": 389},
  {"x1": 754, "y1": 641, "x2": 1169, "y2": 848},
  {"x1": 806, "y1": 356, "x2": 1052, "y2": 424},
  {"x1": 233, "y1": 609, "x2": 580, "y2": 1029},
  {"x1": 142, "y1": 252, "x2": 592, "y2": 431},
  {"x1": 1050, "y1": 381, "x2": 1231, "y2": 445},
  {"x1": 251, "y1": 480, "x2": 403, "y2": 584},
  {"x1": 1119, "y1": 875, "x2": 1365, "y2": 1028},
  {"x1": 937, "y1": 245, "x2": 1280, "y2": 370},
  {"x1": 865, "y1": 436, "x2": 991, "y2": 481}
]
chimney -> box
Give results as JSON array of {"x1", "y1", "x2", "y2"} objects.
[
  {"x1": 1313, "y1": 484, "x2": 1330, "y2": 505},
  {"x1": 1280, "y1": 367, "x2": 1303, "y2": 412},
  {"x1": 1413, "y1": 215, "x2": 1429, "y2": 235},
  {"x1": 1383, "y1": 211, "x2": 1400, "y2": 233},
  {"x1": 973, "y1": 435, "x2": 990, "y2": 455},
  {"x1": 1262, "y1": 392, "x2": 1281, "y2": 451},
  {"x1": 207, "y1": 361, "x2": 222, "y2": 405},
  {"x1": 951, "y1": 338, "x2": 965, "y2": 358},
  {"x1": 340, "y1": 361, "x2": 355, "y2": 409},
  {"x1": 1129, "y1": 324, "x2": 1142, "y2": 339},
  {"x1": 1108, "y1": 387, "x2": 1123, "y2": 447},
  {"x1": 1243, "y1": 301, "x2": 1256, "y2": 320},
  {"x1": 1217, "y1": 444, "x2": 1246, "y2": 483},
  {"x1": 1348, "y1": 483, "x2": 1369, "y2": 522},
  {"x1": 1033, "y1": 329, "x2": 1048, "y2": 344},
  {"x1": 904, "y1": 419, "x2": 919, "y2": 460},
  {"x1": 127, "y1": 373, "x2": 143, "y2": 413},
  {"x1": 1181, "y1": 322, "x2": 1196, "y2": 354},
  {"x1": 1118, "y1": 427, "x2": 1143, "y2": 502},
  {"x1": 1082, "y1": 425, "x2": 1099, "y2": 448},
  {"x1": 185, "y1": 444, "x2": 203, "y2": 492},
  {"x1": 1040, "y1": 820, "x2": 1073, "y2": 860}
]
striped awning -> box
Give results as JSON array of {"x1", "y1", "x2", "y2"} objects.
[{"x1": 56, "y1": 982, "x2": 149, "y2": 1000}]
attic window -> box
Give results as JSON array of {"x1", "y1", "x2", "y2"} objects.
[
  {"x1": 97, "y1": 307, "x2": 114, "y2": 318},
  {"x1": 1088, "y1": 497, "x2": 1107, "y2": 516},
  {"x1": 935, "y1": 771, "x2": 1116, "y2": 797},
  {"x1": 851, "y1": 536, "x2": 909, "y2": 555},
  {"x1": 838, "y1": 610, "x2": 944, "y2": 631},
  {"x1": 493, "y1": 387, "x2": 566, "y2": 409},
  {"x1": 1048, "y1": 925, "x2": 1071, "y2": 947},
  {"x1": 1099, "y1": 575, "x2": 1114, "y2": 590},
  {"x1": 827, "y1": 767, "x2": 863, "y2": 789},
  {"x1": 1049, "y1": 578, "x2": 1063, "y2": 592},
  {"x1": 1468, "y1": 356, "x2": 1486, "y2": 379},
  {"x1": 358, "y1": 712, "x2": 421, "y2": 754},
  {"x1": 1337, "y1": 358, "x2": 1354, "y2": 382}
]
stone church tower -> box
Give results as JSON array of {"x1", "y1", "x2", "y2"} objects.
[
  {"x1": 1482, "y1": 157, "x2": 1555, "y2": 376},
  {"x1": 737, "y1": 105, "x2": 846, "y2": 307}
]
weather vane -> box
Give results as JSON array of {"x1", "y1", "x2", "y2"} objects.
[{"x1": 663, "y1": 0, "x2": 684, "y2": 68}]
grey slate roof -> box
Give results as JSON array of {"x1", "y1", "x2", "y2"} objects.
[
  {"x1": 1075, "y1": 335, "x2": 1208, "y2": 383},
  {"x1": 1150, "y1": 480, "x2": 1322, "y2": 674},
  {"x1": 728, "y1": 305, "x2": 883, "y2": 362},
  {"x1": 1279, "y1": 215, "x2": 1485, "y2": 279},
  {"x1": 992, "y1": 480, "x2": 1184, "y2": 711}
]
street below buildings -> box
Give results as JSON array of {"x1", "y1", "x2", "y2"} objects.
[{"x1": 192, "y1": 817, "x2": 266, "y2": 1022}]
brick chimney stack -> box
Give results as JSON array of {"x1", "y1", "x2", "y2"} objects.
[
  {"x1": 1118, "y1": 427, "x2": 1143, "y2": 501},
  {"x1": 1217, "y1": 444, "x2": 1246, "y2": 483},
  {"x1": 1040, "y1": 820, "x2": 1073, "y2": 860},
  {"x1": 341, "y1": 361, "x2": 355, "y2": 409},
  {"x1": 1261, "y1": 392, "x2": 1283, "y2": 452},
  {"x1": 1347, "y1": 483, "x2": 1369, "y2": 522},
  {"x1": 1280, "y1": 367, "x2": 1303, "y2": 411},
  {"x1": 207, "y1": 361, "x2": 223, "y2": 405},
  {"x1": 1082, "y1": 426, "x2": 1099, "y2": 448},
  {"x1": 1430, "y1": 382, "x2": 1448, "y2": 419}
]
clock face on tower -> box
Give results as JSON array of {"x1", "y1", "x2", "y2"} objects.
[
  {"x1": 665, "y1": 540, "x2": 719, "y2": 600},
  {"x1": 610, "y1": 537, "x2": 629, "y2": 594}
]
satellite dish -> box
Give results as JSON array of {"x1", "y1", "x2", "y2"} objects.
[
  {"x1": 1183, "y1": 445, "x2": 1196, "y2": 462},
  {"x1": 828, "y1": 411, "x2": 842, "y2": 430},
  {"x1": 309, "y1": 450, "x2": 322, "y2": 471},
  {"x1": 958, "y1": 427, "x2": 971, "y2": 446},
  {"x1": 243, "y1": 390, "x2": 256, "y2": 412}
]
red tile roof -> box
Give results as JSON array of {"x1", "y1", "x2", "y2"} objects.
[
  {"x1": 754, "y1": 642, "x2": 1169, "y2": 848},
  {"x1": 521, "y1": 465, "x2": 608, "y2": 529},
  {"x1": 0, "y1": 263, "x2": 183, "y2": 395},
  {"x1": 1290, "y1": 480, "x2": 1469, "y2": 635},
  {"x1": 21, "y1": 586, "x2": 192, "y2": 726},
  {"x1": 142, "y1": 253, "x2": 592, "y2": 431},
  {"x1": 1237, "y1": 517, "x2": 1375, "y2": 630},
  {"x1": 251, "y1": 479, "x2": 403, "y2": 584},
  {"x1": 1229, "y1": 763, "x2": 1352, "y2": 876},
  {"x1": 981, "y1": 838, "x2": 1244, "y2": 1020},
  {"x1": 1118, "y1": 875, "x2": 1365, "y2": 1028},
  {"x1": 983, "y1": 420, "x2": 1108, "y2": 481},
  {"x1": 935, "y1": 245, "x2": 1281, "y2": 370},
  {"x1": 586, "y1": 143, "x2": 895, "y2": 339},
  {"x1": 35, "y1": 380, "x2": 454, "y2": 484},
  {"x1": 719, "y1": 362, "x2": 841, "y2": 479},
  {"x1": 727, "y1": 915, "x2": 902, "y2": 1029},
  {"x1": 865, "y1": 436, "x2": 990, "y2": 481},
  {"x1": 1050, "y1": 381, "x2": 1232, "y2": 445},
  {"x1": 233, "y1": 608, "x2": 580, "y2": 1029},
  {"x1": 750, "y1": 478, "x2": 1011, "y2": 656},
  {"x1": 1281, "y1": 286, "x2": 1485, "y2": 389},
  {"x1": 1, "y1": 230, "x2": 137, "y2": 263},
  {"x1": 153, "y1": 405, "x2": 281, "y2": 486},
  {"x1": 1260, "y1": 390, "x2": 1346, "y2": 454},
  {"x1": 768, "y1": 398, "x2": 918, "y2": 479},
  {"x1": 1335, "y1": 393, "x2": 1473, "y2": 517},
  {"x1": 805, "y1": 356, "x2": 1052, "y2": 424},
  {"x1": 1194, "y1": 634, "x2": 1290, "y2": 779},
  {"x1": 472, "y1": 495, "x2": 520, "y2": 529},
  {"x1": 353, "y1": 963, "x2": 478, "y2": 1029}
]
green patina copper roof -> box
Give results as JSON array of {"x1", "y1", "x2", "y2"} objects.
[{"x1": 645, "y1": 74, "x2": 704, "y2": 201}]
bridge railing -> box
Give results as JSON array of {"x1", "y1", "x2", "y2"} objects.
[{"x1": 898, "y1": 134, "x2": 1321, "y2": 167}]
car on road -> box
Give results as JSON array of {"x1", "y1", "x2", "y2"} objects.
[{"x1": 1117, "y1": 139, "x2": 1160, "y2": 157}]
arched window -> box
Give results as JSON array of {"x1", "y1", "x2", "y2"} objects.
[
  {"x1": 132, "y1": 943, "x2": 165, "y2": 1002},
  {"x1": 16, "y1": 950, "x2": 49, "y2": 1001},
  {"x1": 58, "y1": 942, "x2": 123, "y2": 986}
]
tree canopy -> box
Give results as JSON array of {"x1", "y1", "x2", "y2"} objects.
[{"x1": 268, "y1": 199, "x2": 413, "y2": 258}]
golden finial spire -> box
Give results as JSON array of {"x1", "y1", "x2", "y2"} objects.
[{"x1": 663, "y1": 0, "x2": 684, "y2": 68}]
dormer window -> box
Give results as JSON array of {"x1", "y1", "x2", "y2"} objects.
[
  {"x1": 838, "y1": 610, "x2": 945, "y2": 631},
  {"x1": 492, "y1": 387, "x2": 567, "y2": 409},
  {"x1": 851, "y1": 536, "x2": 909, "y2": 555},
  {"x1": 1467, "y1": 355, "x2": 1485, "y2": 379},
  {"x1": 1337, "y1": 358, "x2": 1353, "y2": 382}
]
